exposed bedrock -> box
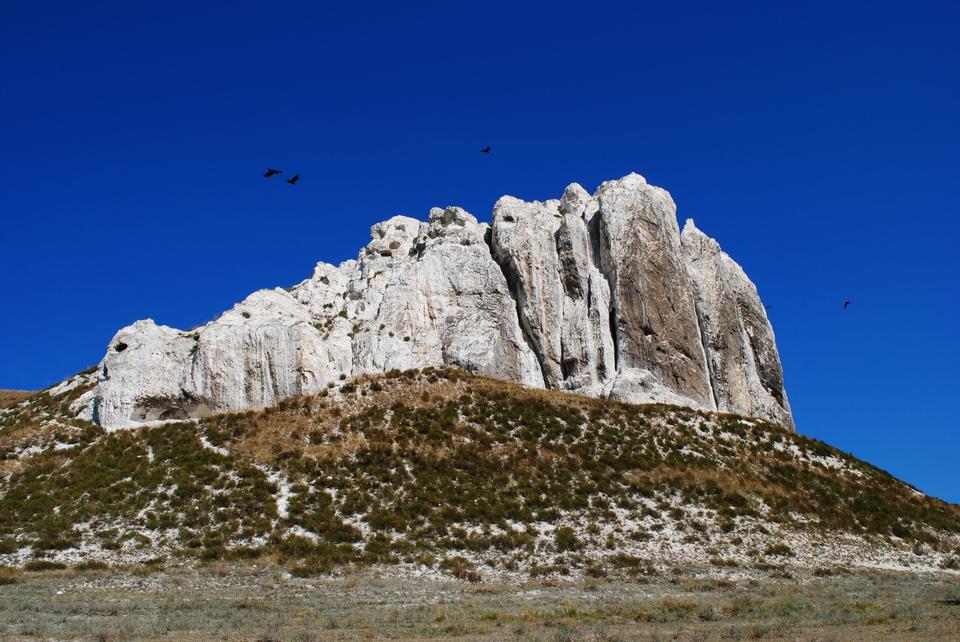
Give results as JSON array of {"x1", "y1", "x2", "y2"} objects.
[
  {"x1": 681, "y1": 219, "x2": 794, "y2": 429},
  {"x1": 594, "y1": 174, "x2": 714, "y2": 409},
  {"x1": 83, "y1": 173, "x2": 794, "y2": 431}
]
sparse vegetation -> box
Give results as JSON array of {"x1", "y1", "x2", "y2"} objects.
[
  {"x1": 24, "y1": 560, "x2": 66, "y2": 571},
  {"x1": 3, "y1": 566, "x2": 956, "y2": 641},
  {"x1": 764, "y1": 543, "x2": 794, "y2": 557},
  {"x1": 555, "y1": 527, "x2": 581, "y2": 552},
  {"x1": 0, "y1": 391, "x2": 32, "y2": 409},
  {"x1": 1, "y1": 367, "x2": 959, "y2": 581},
  {"x1": 2, "y1": 368, "x2": 960, "y2": 641}
]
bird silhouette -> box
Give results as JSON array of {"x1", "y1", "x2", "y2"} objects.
[
  {"x1": 480, "y1": 146, "x2": 492, "y2": 154},
  {"x1": 263, "y1": 168, "x2": 282, "y2": 177},
  {"x1": 287, "y1": 174, "x2": 300, "y2": 185},
  {"x1": 843, "y1": 300, "x2": 852, "y2": 309}
]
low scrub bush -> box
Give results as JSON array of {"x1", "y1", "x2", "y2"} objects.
[
  {"x1": 764, "y1": 543, "x2": 794, "y2": 557},
  {"x1": 24, "y1": 560, "x2": 66, "y2": 571}
]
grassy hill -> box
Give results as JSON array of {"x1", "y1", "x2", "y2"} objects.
[
  {"x1": 1, "y1": 367, "x2": 958, "y2": 581},
  {"x1": 0, "y1": 390, "x2": 32, "y2": 409}
]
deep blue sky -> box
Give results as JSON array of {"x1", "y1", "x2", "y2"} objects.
[{"x1": 2, "y1": 1, "x2": 957, "y2": 501}]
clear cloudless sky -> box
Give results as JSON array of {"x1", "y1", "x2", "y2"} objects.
[{"x1": 1, "y1": 1, "x2": 957, "y2": 501}]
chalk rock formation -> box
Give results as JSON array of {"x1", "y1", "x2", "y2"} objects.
[
  {"x1": 594, "y1": 175, "x2": 714, "y2": 408},
  {"x1": 83, "y1": 173, "x2": 793, "y2": 431},
  {"x1": 681, "y1": 219, "x2": 794, "y2": 429}
]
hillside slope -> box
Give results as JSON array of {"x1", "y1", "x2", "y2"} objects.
[
  {"x1": 1, "y1": 368, "x2": 957, "y2": 580},
  {"x1": 0, "y1": 391, "x2": 32, "y2": 409}
]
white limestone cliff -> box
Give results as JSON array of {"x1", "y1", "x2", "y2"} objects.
[
  {"x1": 594, "y1": 174, "x2": 715, "y2": 409},
  {"x1": 681, "y1": 219, "x2": 794, "y2": 429},
  {"x1": 82, "y1": 173, "x2": 794, "y2": 431}
]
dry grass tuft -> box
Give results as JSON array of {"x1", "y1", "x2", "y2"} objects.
[{"x1": 0, "y1": 391, "x2": 32, "y2": 409}]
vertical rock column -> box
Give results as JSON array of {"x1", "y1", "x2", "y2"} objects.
[
  {"x1": 595, "y1": 174, "x2": 715, "y2": 409},
  {"x1": 489, "y1": 196, "x2": 565, "y2": 387},
  {"x1": 555, "y1": 184, "x2": 616, "y2": 393},
  {"x1": 681, "y1": 219, "x2": 794, "y2": 428}
]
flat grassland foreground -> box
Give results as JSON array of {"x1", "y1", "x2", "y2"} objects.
[{"x1": 0, "y1": 565, "x2": 958, "y2": 641}]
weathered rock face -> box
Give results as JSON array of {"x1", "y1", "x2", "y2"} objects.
[
  {"x1": 83, "y1": 173, "x2": 793, "y2": 431},
  {"x1": 594, "y1": 175, "x2": 714, "y2": 409},
  {"x1": 490, "y1": 195, "x2": 565, "y2": 387},
  {"x1": 343, "y1": 208, "x2": 542, "y2": 386},
  {"x1": 681, "y1": 220, "x2": 794, "y2": 429},
  {"x1": 94, "y1": 290, "x2": 336, "y2": 430},
  {"x1": 555, "y1": 193, "x2": 616, "y2": 394}
]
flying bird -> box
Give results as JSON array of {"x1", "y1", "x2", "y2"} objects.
[
  {"x1": 287, "y1": 174, "x2": 300, "y2": 185},
  {"x1": 263, "y1": 168, "x2": 282, "y2": 177},
  {"x1": 480, "y1": 146, "x2": 492, "y2": 154},
  {"x1": 843, "y1": 300, "x2": 852, "y2": 309}
]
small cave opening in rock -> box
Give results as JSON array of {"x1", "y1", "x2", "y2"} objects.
[
  {"x1": 130, "y1": 398, "x2": 211, "y2": 423},
  {"x1": 560, "y1": 356, "x2": 579, "y2": 382},
  {"x1": 158, "y1": 408, "x2": 189, "y2": 421},
  {"x1": 114, "y1": 342, "x2": 128, "y2": 352}
]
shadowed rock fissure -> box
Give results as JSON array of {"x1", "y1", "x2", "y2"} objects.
[
  {"x1": 586, "y1": 210, "x2": 620, "y2": 374},
  {"x1": 692, "y1": 300, "x2": 720, "y2": 410},
  {"x1": 749, "y1": 330, "x2": 786, "y2": 408}
]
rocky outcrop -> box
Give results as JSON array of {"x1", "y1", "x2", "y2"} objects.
[
  {"x1": 594, "y1": 175, "x2": 714, "y2": 408},
  {"x1": 489, "y1": 195, "x2": 565, "y2": 387},
  {"x1": 83, "y1": 173, "x2": 793, "y2": 431},
  {"x1": 343, "y1": 208, "x2": 542, "y2": 385},
  {"x1": 94, "y1": 290, "x2": 336, "y2": 429},
  {"x1": 681, "y1": 219, "x2": 794, "y2": 429},
  {"x1": 555, "y1": 185, "x2": 616, "y2": 394}
]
